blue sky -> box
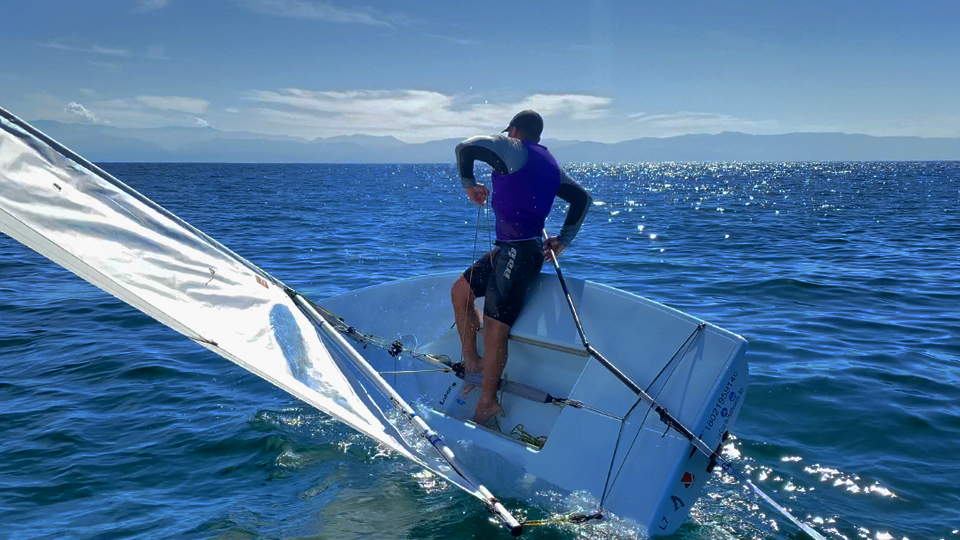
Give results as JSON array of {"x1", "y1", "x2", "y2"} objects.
[{"x1": 2, "y1": 0, "x2": 958, "y2": 142}]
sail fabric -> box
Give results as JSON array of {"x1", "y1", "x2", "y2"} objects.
[{"x1": 0, "y1": 111, "x2": 481, "y2": 497}]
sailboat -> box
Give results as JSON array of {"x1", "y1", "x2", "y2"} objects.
[{"x1": 0, "y1": 106, "x2": 823, "y2": 538}]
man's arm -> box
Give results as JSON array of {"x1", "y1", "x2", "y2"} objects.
[
  {"x1": 554, "y1": 170, "x2": 592, "y2": 248},
  {"x1": 455, "y1": 135, "x2": 528, "y2": 188}
]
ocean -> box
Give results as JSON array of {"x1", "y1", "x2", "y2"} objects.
[{"x1": 1, "y1": 161, "x2": 958, "y2": 540}]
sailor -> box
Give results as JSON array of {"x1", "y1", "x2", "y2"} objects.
[{"x1": 452, "y1": 110, "x2": 592, "y2": 426}]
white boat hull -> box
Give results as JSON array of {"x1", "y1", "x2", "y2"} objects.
[{"x1": 320, "y1": 272, "x2": 748, "y2": 535}]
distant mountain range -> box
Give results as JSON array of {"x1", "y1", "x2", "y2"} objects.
[{"x1": 29, "y1": 120, "x2": 960, "y2": 163}]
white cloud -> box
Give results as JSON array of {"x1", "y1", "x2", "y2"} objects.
[
  {"x1": 135, "y1": 0, "x2": 172, "y2": 12},
  {"x1": 627, "y1": 111, "x2": 779, "y2": 136},
  {"x1": 240, "y1": 0, "x2": 398, "y2": 26},
  {"x1": 241, "y1": 88, "x2": 611, "y2": 141},
  {"x1": 42, "y1": 41, "x2": 132, "y2": 57},
  {"x1": 40, "y1": 40, "x2": 167, "y2": 61},
  {"x1": 42, "y1": 97, "x2": 213, "y2": 129},
  {"x1": 518, "y1": 94, "x2": 611, "y2": 121},
  {"x1": 79, "y1": 88, "x2": 96, "y2": 96},
  {"x1": 64, "y1": 102, "x2": 101, "y2": 123},
  {"x1": 247, "y1": 89, "x2": 452, "y2": 118},
  {"x1": 423, "y1": 33, "x2": 479, "y2": 46},
  {"x1": 35, "y1": 90, "x2": 785, "y2": 142},
  {"x1": 136, "y1": 95, "x2": 210, "y2": 114}
]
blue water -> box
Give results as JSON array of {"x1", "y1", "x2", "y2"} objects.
[{"x1": 1, "y1": 161, "x2": 958, "y2": 540}]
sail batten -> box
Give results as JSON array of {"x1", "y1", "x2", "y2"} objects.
[{"x1": 0, "y1": 107, "x2": 518, "y2": 532}]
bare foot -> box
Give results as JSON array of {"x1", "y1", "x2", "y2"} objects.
[{"x1": 472, "y1": 400, "x2": 504, "y2": 426}]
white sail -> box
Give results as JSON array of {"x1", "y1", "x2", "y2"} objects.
[{"x1": 0, "y1": 108, "x2": 518, "y2": 531}]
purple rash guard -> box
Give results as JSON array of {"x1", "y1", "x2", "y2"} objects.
[
  {"x1": 490, "y1": 141, "x2": 561, "y2": 242},
  {"x1": 456, "y1": 133, "x2": 591, "y2": 247}
]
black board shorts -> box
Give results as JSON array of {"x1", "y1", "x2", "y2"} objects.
[{"x1": 462, "y1": 239, "x2": 544, "y2": 327}]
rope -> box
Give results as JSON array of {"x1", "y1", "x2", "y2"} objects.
[
  {"x1": 469, "y1": 202, "x2": 485, "y2": 280},
  {"x1": 508, "y1": 423, "x2": 548, "y2": 449},
  {"x1": 599, "y1": 323, "x2": 707, "y2": 506},
  {"x1": 461, "y1": 203, "x2": 485, "y2": 366},
  {"x1": 552, "y1": 399, "x2": 624, "y2": 421},
  {"x1": 307, "y1": 299, "x2": 454, "y2": 368},
  {"x1": 522, "y1": 511, "x2": 605, "y2": 527},
  {"x1": 599, "y1": 396, "x2": 646, "y2": 506},
  {"x1": 378, "y1": 369, "x2": 453, "y2": 375},
  {"x1": 484, "y1": 196, "x2": 493, "y2": 251},
  {"x1": 645, "y1": 323, "x2": 705, "y2": 393},
  {"x1": 456, "y1": 198, "x2": 494, "y2": 394}
]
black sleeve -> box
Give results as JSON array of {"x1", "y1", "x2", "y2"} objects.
[
  {"x1": 557, "y1": 182, "x2": 590, "y2": 226},
  {"x1": 554, "y1": 171, "x2": 592, "y2": 246},
  {"x1": 457, "y1": 144, "x2": 509, "y2": 182}
]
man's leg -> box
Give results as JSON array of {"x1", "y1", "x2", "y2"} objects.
[
  {"x1": 451, "y1": 276, "x2": 482, "y2": 375},
  {"x1": 473, "y1": 314, "x2": 510, "y2": 425},
  {"x1": 469, "y1": 240, "x2": 542, "y2": 425}
]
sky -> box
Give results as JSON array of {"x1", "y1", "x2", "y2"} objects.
[{"x1": 2, "y1": 0, "x2": 959, "y2": 143}]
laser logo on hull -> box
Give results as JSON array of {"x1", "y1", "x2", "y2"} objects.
[{"x1": 503, "y1": 247, "x2": 518, "y2": 279}]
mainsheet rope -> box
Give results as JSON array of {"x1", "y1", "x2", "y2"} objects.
[
  {"x1": 462, "y1": 201, "x2": 486, "y2": 367},
  {"x1": 457, "y1": 197, "x2": 495, "y2": 399}
]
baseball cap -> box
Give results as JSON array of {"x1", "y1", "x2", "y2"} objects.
[{"x1": 502, "y1": 110, "x2": 543, "y2": 139}]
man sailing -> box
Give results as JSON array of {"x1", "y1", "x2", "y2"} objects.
[{"x1": 452, "y1": 110, "x2": 592, "y2": 426}]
